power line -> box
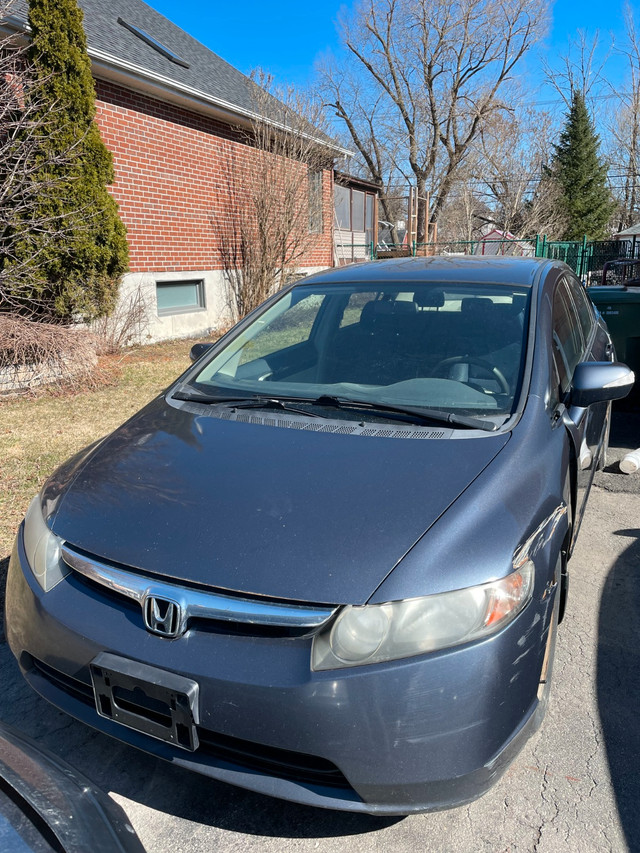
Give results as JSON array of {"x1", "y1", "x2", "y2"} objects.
[
  {"x1": 527, "y1": 91, "x2": 638, "y2": 107},
  {"x1": 427, "y1": 176, "x2": 640, "y2": 191},
  {"x1": 382, "y1": 171, "x2": 640, "y2": 187}
]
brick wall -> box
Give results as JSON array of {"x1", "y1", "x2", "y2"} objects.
[{"x1": 94, "y1": 79, "x2": 334, "y2": 274}]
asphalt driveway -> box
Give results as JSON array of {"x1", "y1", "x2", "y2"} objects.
[{"x1": 0, "y1": 410, "x2": 638, "y2": 852}]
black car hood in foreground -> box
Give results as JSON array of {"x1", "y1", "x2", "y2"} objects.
[{"x1": 47, "y1": 397, "x2": 509, "y2": 605}]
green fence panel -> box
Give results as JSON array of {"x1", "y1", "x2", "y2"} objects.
[
  {"x1": 338, "y1": 235, "x2": 640, "y2": 278},
  {"x1": 533, "y1": 237, "x2": 639, "y2": 281}
]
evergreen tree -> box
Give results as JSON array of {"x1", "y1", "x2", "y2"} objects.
[
  {"x1": 18, "y1": 0, "x2": 128, "y2": 321},
  {"x1": 548, "y1": 90, "x2": 615, "y2": 241}
]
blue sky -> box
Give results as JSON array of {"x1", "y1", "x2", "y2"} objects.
[
  {"x1": 148, "y1": 0, "x2": 344, "y2": 86},
  {"x1": 148, "y1": 0, "x2": 632, "y2": 102}
]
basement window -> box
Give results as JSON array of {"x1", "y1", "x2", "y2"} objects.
[
  {"x1": 156, "y1": 280, "x2": 205, "y2": 316},
  {"x1": 117, "y1": 18, "x2": 190, "y2": 68}
]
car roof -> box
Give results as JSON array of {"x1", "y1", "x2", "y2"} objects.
[{"x1": 301, "y1": 256, "x2": 558, "y2": 288}]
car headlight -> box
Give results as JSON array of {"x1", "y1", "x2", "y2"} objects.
[
  {"x1": 22, "y1": 496, "x2": 69, "y2": 592},
  {"x1": 311, "y1": 563, "x2": 534, "y2": 671}
]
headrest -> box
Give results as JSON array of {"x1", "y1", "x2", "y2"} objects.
[
  {"x1": 413, "y1": 289, "x2": 445, "y2": 308},
  {"x1": 461, "y1": 297, "x2": 494, "y2": 315},
  {"x1": 360, "y1": 299, "x2": 417, "y2": 330}
]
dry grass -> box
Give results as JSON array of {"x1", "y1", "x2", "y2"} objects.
[{"x1": 0, "y1": 335, "x2": 208, "y2": 560}]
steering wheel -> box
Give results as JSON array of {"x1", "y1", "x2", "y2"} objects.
[{"x1": 432, "y1": 356, "x2": 510, "y2": 395}]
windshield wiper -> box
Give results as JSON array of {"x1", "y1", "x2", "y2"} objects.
[
  {"x1": 312, "y1": 395, "x2": 499, "y2": 431},
  {"x1": 172, "y1": 390, "x2": 325, "y2": 418},
  {"x1": 225, "y1": 397, "x2": 326, "y2": 418},
  {"x1": 172, "y1": 390, "x2": 499, "y2": 431},
  {"x1": 172, "y1": 390, "x2": 258, "y2": 404}
]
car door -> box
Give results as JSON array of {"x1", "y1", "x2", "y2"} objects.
[
  {"x1": 550, "y1": 277, "x2": 600, "y2": 528},
  {"x1": 566, "y1": 271, "x2": 613, "y2": 471}
]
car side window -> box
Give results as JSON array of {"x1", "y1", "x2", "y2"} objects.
[
  {"x1": 339, "y1": 292, "x2": 379, "y2": 327},
  {"x1": 552, "y1": 281, "x2": 584, "y2": 403},
  {"x1": 237, "y1": 293, "x2": 326, "y2": 365},
  {"x1": 564, "y1": 275, "x2": 596, "y2": 345}
]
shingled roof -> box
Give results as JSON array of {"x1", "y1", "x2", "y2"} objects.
[{"x1": 4, "y1": 0, "x2": 348, "y2": 152}]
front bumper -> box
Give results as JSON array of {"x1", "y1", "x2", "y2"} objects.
[{"x1": 5, "y1": 530, "x2": 552, "y2": 815}]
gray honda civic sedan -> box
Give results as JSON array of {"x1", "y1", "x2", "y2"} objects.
[{"x1": 5, "y1": 257, "x2": 634, "y2": 815}]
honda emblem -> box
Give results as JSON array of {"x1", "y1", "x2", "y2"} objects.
[{"x1": 143, "y1": 596, "x2": 183, "y2": 638}]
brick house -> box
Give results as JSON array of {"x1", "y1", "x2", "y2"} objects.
[{"x1": 4, "y1": 0, "x2": 349, "y2": 341}]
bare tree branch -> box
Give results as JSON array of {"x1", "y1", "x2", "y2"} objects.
[
  {"x1": 320, "y1": 0, "x2": 547, "y2": 240},
  {"x1": 541, "y1": 30, "x2": 610, "y2": 108},
  {"x1": 214, "y1": 72, "x2": 333, "y2": 320},
  {"x1": 606, "y1": 6, "x2": 640, "y2": 230}
]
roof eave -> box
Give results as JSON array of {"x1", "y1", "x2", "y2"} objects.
[
  {"x1": 0, "y1": 14, "x2": 29, "y2": 41},
  {"x1": 90, "y1": 48, "x2": 353, "y2": 158},
  {"x1": 334, "y1": 171, "x2": 380, "y2": 192},
  {"x1": 1, "y1": 13, "x2": 353, "y2": 158}
]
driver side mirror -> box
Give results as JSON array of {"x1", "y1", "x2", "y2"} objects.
[
  {"x1": 570, "y1": 361, "x2": 635, "y2": 408},
  {"x1": 189, "y1": 342, "x2": 214, "y2": 362}
]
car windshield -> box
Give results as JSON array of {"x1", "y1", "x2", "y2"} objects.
[{"x1": 185, "y1": 281, "x2": 531, "y2": 421}]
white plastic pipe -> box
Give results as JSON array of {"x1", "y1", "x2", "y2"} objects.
[{"x1": 620, "y1": 448, "x2": 640, "y2": 474}]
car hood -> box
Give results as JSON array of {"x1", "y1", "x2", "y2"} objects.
[{"x1": 48, "y1": 397, "x2": 509, "y2": 605}]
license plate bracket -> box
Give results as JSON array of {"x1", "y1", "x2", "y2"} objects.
[{"x1": 90, "y1": 652, "x2": 199, "y2": 751}]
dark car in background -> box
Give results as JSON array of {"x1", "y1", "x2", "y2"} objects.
[
  {"x1": 0, "y1": 722, "x2": 145, "y2": 853},
  {"x1": 5, "y1": 257, "x2": 634, "y2": 815}
]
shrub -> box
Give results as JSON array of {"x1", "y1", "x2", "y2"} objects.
[{"x1": 0, "y1": 314, "x2": 98, "y2": 393}]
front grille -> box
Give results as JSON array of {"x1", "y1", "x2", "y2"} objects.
[
  {"x1": 196, "y1": 729, "x2": 348, "y2": 787},
  {"x1": 32, "y1": 657, "x2": 94, "y2": 705},
  {"x1": 61, "y1": 543, "x2": 337, "y2": 639},
  {"x1": 29, "y1": 657, "x2": 351, "y2": 790},
  {"x1": 68, "y1": 568, "x2": 323, "y2": 639}
]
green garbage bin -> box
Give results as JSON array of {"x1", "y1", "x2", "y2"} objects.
[{"x1": 588, "y1": 285, "x2": 640, "y2": 400}]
